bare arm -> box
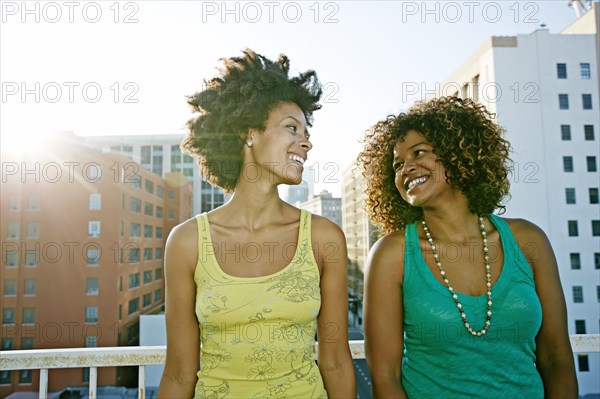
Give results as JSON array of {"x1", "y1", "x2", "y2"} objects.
[
  {"x1": 364, "y1": 233, "x2": 407, "y2": 399},
  {"x1": 157, "y1": 219, "x2": 201, "y2": 398},
  {"x1": 313, "y1": 216, "x2": 356, "y2": 398},
  {"x1": 511, "y1": 219, "x2": 578, "y2": 398}
]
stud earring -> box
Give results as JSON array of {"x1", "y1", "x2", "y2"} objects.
[{"x1": 246, "y1": 141, "x2": 253, "y2": 148}]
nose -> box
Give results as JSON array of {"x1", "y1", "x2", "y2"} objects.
[
  {"x1": 299, "y1": 136, "x2": 313, "y2": 151},
  {"x1": 401, "y1": 161, "x2": 417, "y2": 175}
]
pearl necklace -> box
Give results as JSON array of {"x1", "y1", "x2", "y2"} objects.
[{"x1": 421, "y1": 216, "x2": 492, "y2": 337}]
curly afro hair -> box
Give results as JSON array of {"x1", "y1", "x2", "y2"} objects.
[
  {"x1": 181, "y1": 49, "x2": 322, "y2": 193},
  {"x1": 358, "y1": 97, "x2": 512, "y2": 236}
]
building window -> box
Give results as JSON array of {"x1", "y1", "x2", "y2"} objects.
[
  {"x1": 144, "y1": 270, "x2": 153, "y2": 284},
  {"x1": 0, "y1": 370, "x2": 12, "y2": 384},
  {"x1": 592, "y1": 220, "x2": 600, "y2": 237},
  {"x1": 157, "y1": 186, "x2": 164, "y2": 199},
  {"x1": 144, "y1": 225, "x2": 153, "y2": 238},
  {"x1": 24, "y1": 279, "x2": 36, "y2": 296},
  {"x1": 156, "y1": 227, "x2": 163, "y2": 239},
  {"x1": 7, "y1": 222, "x2": 19, "y2": 239},
  {"x1": 575, "y1": 320, "x2": 586, "y2": 334},
  {"x1": 26, "y1": 222, "x2": 39, "y2": 239},
  {"x1": 573, "y1": 286, "x2": 584, "y2": 303},
  {"x1": 128, "y1": 248, "x2": 140, "y2": 263},
  {"x1": 578, "y1": 354, "x2": 589, "y2": 372},
  {"x1": 131, "y1": 173, "x2": 141, "y2": 189},
  {"x1": 156, "y1": 206, "x2": 163, "y2": 218},
  {"x1": 587, "y1": 156, "x2": 597, "y2": 172},
  {"x1": 88, "y1": 221, "x2": 101, "y2": 238},
  {"x1": 568, "y1": 220, "x2": 578, "y2": 237},
  {"x1": 5, "y1": 249, "x2": 18, "y2": 267},
  {"x1": 86, "y1": 278, "x2": 99, "y2": 295},
  {"x1": 154, "y1": 289, "x2": 161, "y2": 302},
  {"x1": 582, "y1": 94, "x2": 593, "y2": 110},
  {"x1": 143, "y1": 248, "x2": 153, "y2": 262},
  {"x1": 168, "y1": 191, "x2": 175, "y2": 201},
  {"x1": 590, "y1": 188, "x2": 599, "y2": 204},
  {"x1": 143, "y1": 293, "x2": 152, "y2": 308},
  {"x1": 144, "y1": 202, "x2": 153, "y2": 216},
  {"x1": 87, "y1": 248, "x2": 100, "y2": 265},
  {"x1": 584, "y1": 125, "x2": 595, "y2": 141},
  {"x1": 155, "y1": 248, "x2": 163, "y2": 260},
  {"x1": 556, "y1": 63, "x2": 567, "y2": 79},
  {"x1": 85, "y1": 336, "x2": 97, "y2": 348},
  {"x1": 19, "y1": 370, "x2": 32, "y2": 384},
  {"x1": 595, "y1": 253, "x2": 600, "y2": 269},
  {"x1": 119, "y1": 304, "x2": 122, "y2": 320},
  {"x1": 129, "y1": 273, "x2": 140, "y2": 289},
  {"x1": 21, "y1": 337, "x2": 33, "y2": 349},
  {"x1": 145, "y1": 179, "x2": 154, "y2": 194},
  {"x1": 155, "y1": 267, "x2": 163, "y2": 280},
  {"x1": 597, "y1": 286, "x2": 600, "y2": 302},
  {"x1": 580, "y1": 63, "x2": 591, "y2": 79},
  {"x1": 128, "y1": 298, "x2": 140, "y2": 315},
  {"x1": 2, "y1": 338, "x2": 13, "y2": 350},
  {"x1": 85, "y1": 306, "x2": 98, "y2": 323},
  {"x1": 565, "y1": 188, "x2": 576, "y2": 204},
  {"x1": 560, "y1": 125, "x2": 571, "y2": 140},
  {"x1": 25, "y1": 250, "x2": 37, "y2": 267},
  {"x1": 563, "y1": 156, "x2": 573, "y2": 172},
  {"x1": 559, "y1": 94, "x2": 569, "y2": 109},
  {"x1": 168, "y1": 209, "x2": 175, "y2": 220},
  {"x1": 9, "y1": 194, "x2": 20, "y2": 211},
  {"x1": 570, "y1": 253, "x2": 581, "y2": 270},
  {"x1": 22, "y1": 308, "x2": 35, "y2": 324},
  {"x1": 130, "y1": 223, "x2": 141, "y2": 238},
  {"x1": 3, "y1": 280, "x2": 16, "y2": 296},
  {"x1": 120, "y1": 221, "x2": 125, "y2": 237},
  {"x1": 141, "y1": 146, "x2": 151, "y2": 164},
  {"x1": 28, "y1": 194, "x2": 40, "y2": 211},
  {"x1": 2, "y1": 308, "x2": 15, "y2": 324},
  {"x1": 130, "y1": 197, "x2": 141, "y2": 213},
  {"x1": 89, "y1": 193, "x2": 101, "y2": 210}
]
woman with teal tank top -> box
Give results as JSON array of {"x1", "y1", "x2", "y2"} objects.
[
  {"x1": 359, "y1": 97, "x2": 577, "y2": 398},
  {"x1": 157, "y1": 50, "x2": 356, "y2": 398}
]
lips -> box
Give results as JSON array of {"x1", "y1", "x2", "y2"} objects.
[
  {"x1": 405, "y1": 176, "x2": 428, "y2": 191},
  {"x1": 288, "y1": 153, "x2": 306, "y2": 165}
]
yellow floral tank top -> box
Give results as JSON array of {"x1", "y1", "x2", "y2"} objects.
[{"x1": 193, "y1": 210, "x2": 328, "y2": 399}]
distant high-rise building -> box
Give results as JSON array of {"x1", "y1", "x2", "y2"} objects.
[
  {"x1": 434, "y1": 5, "x2": 599, "y2": 393},
  {"x1": 298, "y1": 190, "x2": 342, "y2": 228},
  {"x1": 285, "y1": 180, "x2": 310, "y2": 205},
  {"x1": 83, "y1": 133, "x2": 226, "y2": 215},
  {"x1": 341, "y1": 162, "x2": 378, "y2": 274},
  {"x1": 0, "y1": 134, "x2": 192, "y2": 396}
]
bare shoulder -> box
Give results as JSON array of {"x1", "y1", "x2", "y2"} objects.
[
  {"x1": 499, "y1": 217, "x2": 550, "y2": 244},
  {"x1": 365, "y1": 230, "x2": 406, "y2": 282},
  {"x1": 165, "y1": 216, "x2": 199, "y2": 274},
  {"x1": 311, "y1": 213, "x2": 345, "y2": 243}
]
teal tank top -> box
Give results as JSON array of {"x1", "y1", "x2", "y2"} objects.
[{"x1": 402, "y1": 214, "x2": 544, "y2": 398}]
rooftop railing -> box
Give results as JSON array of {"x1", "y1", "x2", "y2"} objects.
[{"x1": 1, "y1": 336, "x2": 598, "y2": 399}]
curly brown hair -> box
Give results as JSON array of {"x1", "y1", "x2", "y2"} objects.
[
  {"x1": 182, "y1": 49, "x2": 322, "y2": 193},
  {"x1": 358, "y1": 96, "x2": 512, "y2": 236}
]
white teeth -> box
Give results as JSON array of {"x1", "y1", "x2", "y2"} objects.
[
  {"x1": 407, "y1": 176, "x2": 428, "y2": 190},
  {"x1": 288, "y1": 154, "x2": 305, "y2": 165}
]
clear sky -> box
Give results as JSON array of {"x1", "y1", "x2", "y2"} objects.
[{"x1": 0, "y1": 1, "x2": 582, "y2": 195}]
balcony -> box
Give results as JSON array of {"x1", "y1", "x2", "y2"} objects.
[{"x1": 1, "y1": 336, "x2": 598, "y2": 399}]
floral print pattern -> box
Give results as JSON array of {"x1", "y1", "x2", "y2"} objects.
[{"x1": 194, "y1": 210, "x2": 327, "y2": 399}]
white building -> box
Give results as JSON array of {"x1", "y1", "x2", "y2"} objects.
[
  {"x1": 83, "y1": 134, "x2": 227, "y2": 215},
  {"x1": 298, "y1": 190, "x2": 343, "y2": 228},
  {"x1": 435, "y1": 4, "x2": 599, "y2": 393}
]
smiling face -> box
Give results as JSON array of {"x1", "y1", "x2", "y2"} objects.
[
  {"x1": 392, "y1": 130, "x2": 460, "y2": 209},
  {"x1": 245, "y1": 101, "x2": 312, "y2": 186}
]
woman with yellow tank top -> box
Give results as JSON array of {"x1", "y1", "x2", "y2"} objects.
[{"x1": 157, "y1": 49, "x2": 356, "y2": 399}]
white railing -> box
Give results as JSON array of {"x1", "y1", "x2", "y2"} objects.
[{"x1": 1, "y1": 336, "x2": 598, "y2": 399}]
